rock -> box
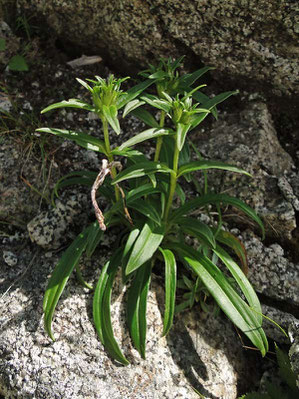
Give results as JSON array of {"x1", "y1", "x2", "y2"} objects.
[
  {"x1": 0, "y1": 137, "x2": 44, "y2": 227},
  {"x1": 0, "y1": 20, "x2": 20, "y2": 68},
  {"x1": 27, "y1": 197, "x2": 87, "y2": 249},
  {"x1": 2, "y1": 250, "x2": 18, "y2": 267},
  {"x1": 261, "y1": 304, "x2": 299, "y2": 345},
  {"x1": 194, "y1": 101, "x2": 296, "y2": 239},
  {"x1": 242, "y1": 230, "x2": 299, "y2": 308},
  {"x1": 12, "y1": 0, "x2": 299, "y2": 96},
  {"x1": 289, "y1": 321, "x2": 299, "y2": 389},
  {"x1": 0, "y1": 250, "x2": 261, "y2": 399}
]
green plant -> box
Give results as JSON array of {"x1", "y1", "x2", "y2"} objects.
[
  {"x1": 0, "y1": 37, "x2": 28, "y2": 71},
  {"x1": 37, "y1": 57, "x2": 268, "y2": 365},
  {"x1": 239, "y1": 344, "x2": 298, "y2": 399}
]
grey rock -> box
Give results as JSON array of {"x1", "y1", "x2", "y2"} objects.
[
  {"x1": 0, "y1": 251, "x2": 260, "y2": 399},
  {"x1": 12, "y1": 0, "x2": 299, "y2": 96},
  {"x1": 2, "y1": 251, "x2": 18, "y2": 267},
  {"x1": 261, "y1": 304, "x2": 299, "y2": 345},
  {"x1": 242, "y1": 230, "x2": 299, "y2": 307},
  {"x1": 27, "y1": 197, "x2": 87, "y2": 249},
  {"x1": 289, "y1": 321, "x2": 299, "y2": 389},
  {"x1": 194, "y1": 101, "x2": 296, "y2": 239}
]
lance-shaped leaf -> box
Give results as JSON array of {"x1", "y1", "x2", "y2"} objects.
[
  {"x1": 168, "y1": 242, "x2": 268, "y2": 356},
  {"x1": 215, "y1": 230, "x2": 248, "y2": 274},
  {"x1": 176, "y1": 216, "x2": 216, "y2": 248},
  {"x1": 43, "y1": 224, "x2": 93, "y2": 340},
  {"x1": 125, "y1": 221, "x2": 165, "y2": 275},
  {"x1": 213, "y1": 245, "x2": 262, "y2": 324},
  {"x1": 76, "y1": 78, "x2": 93, "y2": 93},
  {"x1": 170, "y1": 193, "x2": 265, "y2": 239},
  {"x1": 176, "y1": 123, "x2": 192, "y2": 151},
  {"x1": 36, "y1": 128, "x2": 107, "y2": 154},
  {"x1": 112, "y1": 161, "x2": 174, "y2": 185},
  {"x1": 40, "y1": 99, "x2": 95, "y2": 113},
  {"x1": 177, "y1": 160, "x2": 251, "y2": 178},
  {"x1": 117, "y1": 78, "x2": 155, "y2": 109},
  {"x1": 128, "y1": 199, "x2": 161, "y2": 225},
  {"x1": 159, "y1": 248, "x2": 177, "y2": 336},
  {"x1": 141, "y1": 94, "x2": 172, "y2": 112},
  {"x1": 102, "y1": 104, "x2": 120, "y2": 135},
  {"x1": 127, "y1": 262, "x2": 151, "y2": 358},
  {"x1": 123, "y1": 99, "x2": 145, "y2": 118},
  {"x1": 202, "y1": 90, "x2": 239, "y2": 111},
  {"x1": 93, "y1": 249, "x2": 129, "y2": 365},
  {"x1": 118, "y1": 128, "x2": 172, "y2": 151},
  {"x1": 131, "y1": 107, "x2": 160, "y2": 128},
  {"x1": 179, "y1": 66, "x2": 214, "y2": 87}
]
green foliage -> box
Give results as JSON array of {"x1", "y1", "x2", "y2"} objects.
[
  {"x1": 37, "y1": 57, "x2": 269, "y2": 364},
  {"x1": 239, "y1": 344, "x2": 299, "y2": 399},
  {"x1": 0, "y1": 38, "x2": 29, "y2": 71}
]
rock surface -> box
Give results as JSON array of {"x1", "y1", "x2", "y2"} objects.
[
  {"x1": 0, "y1": 249, "x2": 259, "y2": 399},
  {"x1": 5, "y1": 0, "x2": 299, "y2": 96},
  {"x1": 194, "y1": 101, "x2": 296, "y2": 239}
]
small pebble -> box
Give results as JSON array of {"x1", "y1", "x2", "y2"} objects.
[{"x1": 3, "y1": 250, "x2": 18, "y2": 266}]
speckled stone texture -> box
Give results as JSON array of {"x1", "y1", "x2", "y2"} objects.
[
  {"x1": 7, "y1": 0, "x2": 298, "y2": 96},
  {"x1": 0, "y1": 249, "x2": 259, "y2": 399},
  {"x1": 193, "y1": 100, "x2": 296, "y2": 239}
]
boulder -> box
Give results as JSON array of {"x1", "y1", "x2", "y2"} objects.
[
  {"x1": 0, "y1": 249, "x2": 260, "y2": 399},
  {"x1": 4, "y1": 0, "x2": 299, "y2": 96}
]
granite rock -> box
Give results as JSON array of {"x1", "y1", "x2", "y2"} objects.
[
  {"x1": 9, "y1": 0, "x2": 299, "y2": 96},
  {"x1": 289, "y1": 321, "x2": 299, "y2": 389},
  {"x1": 193, "y1": 101, "x2": 296, "y2": 239},
  {"x1": 27, "y1": 196, "x2": 87, "y2": 249},
  {"x1": 242, "y1": 230, "x2": 299, "y2": 307},
  {"x1": 0, "y1": 249, "x2": 260, "y2": 399}
]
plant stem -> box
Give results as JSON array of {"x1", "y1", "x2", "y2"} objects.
[
  {"x1": 154, "y1": 110, "x2": 165, "y2": 162},
  {"x1": 102, "y1": 117, "x2": 120, "y2": 201},
  {"x1": 163, "y1": 139, "x2": 179, "y2": 221}
]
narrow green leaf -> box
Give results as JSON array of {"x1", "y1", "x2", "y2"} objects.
[
  {"x1": 8, "y1": 55, "x2": 29, "y2": 71},
  {"x1": 170, "y1": 193, "x2": 265, "y2": 239},
  {"x1": 126, "y1": 183, "x2": 164, "y2": 204},
  {"x1": 112, "y1": 161, "x2": 174, "y2": 185},
  {"x1": 202, "y1": 90, "x2": 239, "y2": 110},
  {"x1": 128, "y1": 199, "x2": 161, "y2": 225},
  {"x1": 85, "y1": 221, "x2": 104, "y2": 258},
  {"x1": 36, "y1": 127, "x2": 107, "y2": 154},
  {"x1": 168, "y1": 242, "x2": 268, "y2": 356},
  {"x1": 123, "y1": 99, "x2": 145, "y2": 118},
  {"x1": 159, "y1": 248, "x2": 177, "y2": 336},
  {"x1": 179, "y1": 66, "x2": 214, "y2": 87},
  {"x1": 118, "y1": 128, "x2": 172, "y2": 151},
  {"x1": 215, "y1": 230, "x2": 248, "y2": 274},
  {"x1": 131, "y1": 107, "x2": 160, "y2": 128},
  {"x1": 93, "y1": 248, "x2": 129, "y2": 365},
  {"x1": 190, "y1": 111, "x2": 210, "y2": 129},
  {"x1": 141, "y1": 94, "x2": 171, "y2": 113},
  {"x1": 43, "y1": 224, "x2": 92, "y2": 340},
  {"x1": 102, "y1": 104, "x2": 120, "y2": 135},
  {"x1": 117, "y1": 78, "x2": 155, "y2": 109},
  {"x1": 0, "y1": 38, "x2": 6, "y2": 51},
  {"x1": 40, "y1": 99, "x2": 95, "y2": 114},
  {"x1": 76, "y1": 78, "x2": 93, "y2": 93},
  {"x1": 75, "y1": 264, "x2": 93, "y2": 289},
  {"x1": 177, "y1": 216, "x2": 216, "y2": 248},
  {"x1": 177, "y1": 160, "x2": 251, "y2": 178},
  {"x1": 275, "y1": 343, "x2": 297, "y2": 391},
  {"x1": 127, "y1": 262, "x2": 151, "y2": 358},
  {"x1": 213, "y1": 245, "x2": 262, "y2": 324},
  {"x1": 148, "y1": 70, "x2": 168, "y2": 79},
  {"x1": 125, "y1": 221, "x2": 165, "y2": 275},
  {"x1": 176, "y1": 123, "x2": 191, "y2": 151}
]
